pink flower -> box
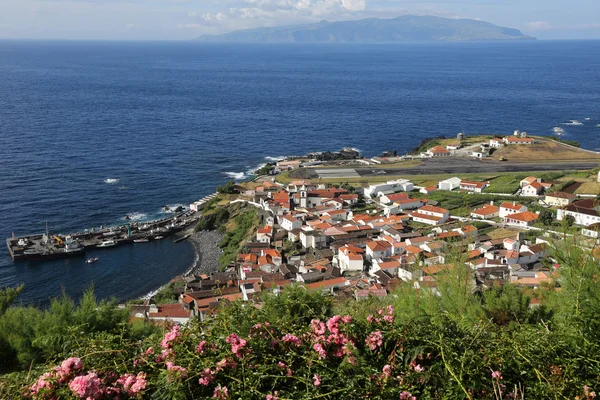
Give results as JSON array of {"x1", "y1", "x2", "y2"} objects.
[
  {"x1": 400, "y1": 391, "x2": 416, "y2": 400},
  {"x1": 383, "y1": 315, "x2": 394, "y2": 323},
  {"x1": 30, "y1": 372, "x2": 54, "y2": 394},
  {"x1": 277, "y1": 361, "x2": 287, "y2": 369},
  {"x1": 161, "y1": 325, "x2": 181, "y2": 349},
  {"x1": 311, "y1": 319, "x2": 327, "y2": 335},
  {"x1": 413, "y1": 364, "x2": 424, "y2": 373},
  {"x1": 199, "y1": 368, "x2": 215, "y2": 386},
  {"x1": 226, "y1": 334, "x2": 248, "y2": 357},
  {"x1": 491, "y1": 370, "x2": 502, "y2": 379},
  {"x1": 69, "y1": 372, "x2": 103, "y2": 399},
  {"x1": 326, "y1": 315, "x2": 342, "y2": 334},
  {"x1": 367, "y1": 315, "x2": 375, "y2": 323},
  {"x1": 382, "y1": 364, "x2": 392, "y2": 377},
  {"x1": 341, "y1": 315, "x2": 352, "y2": 324},
  {"x1": 313, "y1": 343, "x2": 327, "y2": 359},
  {"x1": 313, "y1": 374, "x2": 321, "y2": 386},
  {"x1": 196, "y1": 340, "x2": 207, "y2": 354},
  {"x1": 365, "y1": 331, "x2": 383, "y2": 351},
  {"x1": 166, "y1": 362, "x2": 188, "y2": 381},
  {"x1": 266, "y1": 392, "x2": 279, "y2": 400},
  {"x1": 117, "y1": 372, "x2": 147, "y2": 396},
  {"x1": 213, "y1": 385, "x2": 229, "y2": 399},
  {"x1": 61, "y1": 357, "x2": 83, "y2": 372},
  {"x1": 282, "y1": 334, "x2": 302, "y2": 346},
  {"x1": 145, "y1": 347, "x2": 154, "y2": 355}
]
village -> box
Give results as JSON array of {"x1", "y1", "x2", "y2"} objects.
[{"x1": 127, "y1": 133, "x2": 600, "y2": 324}]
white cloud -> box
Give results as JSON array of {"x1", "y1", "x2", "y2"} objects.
[
  {"x1": 527, "y1": 21, "x2": 552, "y2": 30},
  {"x1": 527, "y1": 20, "x2": 600, "y2": 31}
]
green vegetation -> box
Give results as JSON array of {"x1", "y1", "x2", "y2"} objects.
[
  {"x1": 0, "y1": 287, "x2": 158, "y2": 375},
  {"x1": 548, "y1": 136, "x2": 581, "y2": 147},
  {"x1": 409, "y1": 136, "x2": 445, "y2": 155},
  {"x1": 4, "y1": 239, "x2": 600, "y2": 399},
  {"x1": 196, "y1": 207, "x2": 230, "y2": 231},
  {"x1": 218, "y1": 205, "x2": 259, "y2": 269},
  {"x1": 153, "y1": 282, "x2": 186, "y2": 305},
  {"x1": 217, "y1": 180, "x2": 237, "y2": 195},
  {"x1": 254, "y1": 163, "x2": 274, "y2": 176}
]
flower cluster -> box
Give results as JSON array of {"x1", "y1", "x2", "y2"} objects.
[
  {"x1": 160, "y1": 324, "x2": 181, "y2": 349},
  {"x1": 116, "y1": 372, "x2": 147, "y2": 396},
  {"x1": 225, "y1": 333, "x2": 248, "y2": 358},
  {"x1": 365, "y1": 330, "x2": 384, "y2": 351}
]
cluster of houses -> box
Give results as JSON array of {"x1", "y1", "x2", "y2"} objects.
[
  {"x1": 419, "y1": 130, "x2": 535, "y2": 160},
  {"x1": 133, "y1": 175, "x2": 567, "y2": 324}
]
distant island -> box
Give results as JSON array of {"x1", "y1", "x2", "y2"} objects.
[{"x1": 197, "y1": 15, "x2": 536, "y2": 43}]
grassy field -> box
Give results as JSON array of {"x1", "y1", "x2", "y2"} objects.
[{"x1": 491, "y1": 137, "x2": 600, "y2": 162}]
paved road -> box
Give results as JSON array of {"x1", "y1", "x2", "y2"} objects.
[{"x1": 305, "y1": 158, "x2": 599, "y2": 179}]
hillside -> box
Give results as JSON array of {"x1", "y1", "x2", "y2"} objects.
[
  {"x1": 2, "y1": 238, "x2": 600, "y2": 399},
  {"x1": 197, "y1": 16, "x2": 536, "y2": 43}
]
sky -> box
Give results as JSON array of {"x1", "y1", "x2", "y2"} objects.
[{"x1": 0, "y1": 0, "x2": 599, "y2": 40}]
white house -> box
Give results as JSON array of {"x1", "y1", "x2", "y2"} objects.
[
  {"x1": 426, "y1": 146, "x2": 451, "y2": 157},
  {"x1": 438, "y1": 177, "x2": 462, "y2": 191},
  {"x1": 380, "y1": 193, "x2": 409, "y2": 204},
  {"x1": 471, "y1": 204, "x2": 499, "y2": 220},
  {"x1": 504, "y1": 136, "x2": 535, "y2": 145},
  {"x1": 582, "y1": 223, "x2": 600, "y2": 239},
  {"x1": 256, "y1": 226, "x2": 273, "y2": 243},
  {"x1": 410, "y1": 205, "x2": 450, "y2": 226},
  {"x1": 370, "y1": 259, "x2": 403, "y2": 278},
  {"x1": 299, "y1": 230, "x2": 327, "y2": 249},
  {"x1": 543, "y1": 192, "x2": 576, "y2": 207},
  {"x1": 520, "y1": 176, "x2": 540, "y2": 188},
  {"x1": 499, "y1": 202, "x2": 528, "y2": 218},
  {"x1": 279, "y1": 215, "x2": 302, "y2": 232},
  {"x1": 363, "y1": 179, "x2": 414, "y2": 198},
  {"x1": 490, "y1": 138, "x2": 503, "y2": 148},
  {"x1": 337, "y1": 245, "x2": 364, "y2": 272},
  {"x1": 503, "y1": 211, "x2": 539, "y2": 227},
  {"x1": 556, "y1": 199, "x2": 600, "y2": 226},
  {"x1": 459, "y1": 180, "x2": 489, "y2": 193},
  {"x1": 365, "y1": 240, "x2": 393, "y2": 260},
  {"x1": 323, "y1": 209, "x2": 349, "y2": 222},
  {"x1": 521, "y1": 182, "x2": 544, "y2": 197}
]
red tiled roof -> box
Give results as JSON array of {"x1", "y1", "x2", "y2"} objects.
[
  {"x1": 500, "y1": 202, "x2": 526, "y2": 211},
  {"x1": 506, "y1": 211, "x2": 539, "y2": 223},
  {"x1": 149, "y1": 304, "x2": 191, "y2": 319},
  {"x1": 419, "y1": 205, "x2": 449, "y2": 214}
]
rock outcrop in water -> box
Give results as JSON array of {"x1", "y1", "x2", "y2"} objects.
[{"x1": 197, "y1": 15, "x2": 535, "y2": 43}]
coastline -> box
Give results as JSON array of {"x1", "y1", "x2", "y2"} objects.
[{"x1": 140, "y1": 229, "x2": 224, "y2": 300}]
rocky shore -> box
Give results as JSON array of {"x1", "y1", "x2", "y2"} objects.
[{"x1": 186, "y1": 230, "x2": 224, "y2": 276}]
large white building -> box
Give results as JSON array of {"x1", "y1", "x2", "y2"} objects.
[
  {"x1": 410, "y1": 205, "x2": 450, "y2": 226},
  {"x1": 363, "y1": 179, "x2": 414, "y2": 198},
  {"x1": 438, "y1": 177, "x2": 461, "y2": 191}
]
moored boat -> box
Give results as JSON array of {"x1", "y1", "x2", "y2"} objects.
[
  {"x1": 97, "y1": 240, "x2": 116, "y2": 248},
  {"x1": 86, "y1": 257, "x2": 99, "y2": 264}
]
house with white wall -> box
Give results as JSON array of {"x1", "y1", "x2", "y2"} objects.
[
  {"x1": 410, "y1": 205, "x2": 450, "y2": 226},
  {"x1": 279, "y1": 215, "x2": 302, "y2": 232},
  {"x1": 363, "y1": 179, "x2": 414, "y2": 198},
  {"x1": 499, "y1": 202, "x2": 528, "y2": 218}
]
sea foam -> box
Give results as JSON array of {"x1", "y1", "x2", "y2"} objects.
[{"x1": 104, "y1": 178, "x2": 120, "y2": 184}]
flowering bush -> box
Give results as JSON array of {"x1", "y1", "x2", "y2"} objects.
[{"x1": 5, "y1": 238, "x2": 600, "y2": 400}]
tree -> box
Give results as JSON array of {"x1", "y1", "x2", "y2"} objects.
[
  {"x1": 217, "y1": 180, "x2": 237, "y2": 194},
  {"x1": 539, "y1": 210, "x2": 554, "y2": 226},
  {"x1": 0, "y1": 285, "x2": 23, "y2": 316},
  {"x1": 565, "y1": 215, "x2": 575, "y2": 228}
]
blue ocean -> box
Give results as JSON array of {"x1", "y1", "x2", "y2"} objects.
[{"x1": 1, "y1": 40, "x2": 599, "y2": 305}]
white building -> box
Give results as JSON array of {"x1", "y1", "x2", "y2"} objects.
[
  {"x1": 438, "y1": 177, "x2": 462, "y2": 191},
  {"x1": 521, "y1": 182, "x2": 544, "y2": 197},
  {"x1": 363, "y1": 179, "x2": 414, "y2": 198},
  {"x1": 499, "y1": 202, "x2": 528, "y2": 218},
  {"x1": 365, "y1": 240, "x2": 393, "y2": 260},
  {"x1": 459, "y1": 180, "x2": 489, "y2": 193},
  {"x1": 503, "y1": 211, "x2": 539, "y2": 227},
  {"x1": 410, "y1": 205, "x2": 450, "y2": 226},
  {"x1": 543, "y1": 192, "x2": 576, "y2": 207},
  {"x1": 556, "y1": 200, "x2": 600, "y2": 226},
  {"x1": 279, "y1": 215, "x2": 302, "y2": 232},
  {"x1": 337, "y1": 245, "x2": 364, "y2": 272}
]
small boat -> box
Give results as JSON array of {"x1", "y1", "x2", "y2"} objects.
[
  {"x1": 134, "y1": 238, "x2": 149, "y2": 243},
  {"x1": 97, "y1": 240, "x2": 116, "y2": 248},
  {"x1": 86, "y1": 257, "x2": 99, "y2": 264},
  {"x1": 153, "y1": 235, "x2": 164, "y2": 240}
]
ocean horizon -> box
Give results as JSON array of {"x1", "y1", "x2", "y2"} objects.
[{"x1": 1, "y1": 39, "x2": 599, "y2": 306}]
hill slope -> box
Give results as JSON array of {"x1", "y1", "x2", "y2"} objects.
[{"x1": 198, "y1": 15, "x2": 535, "y2": 42}]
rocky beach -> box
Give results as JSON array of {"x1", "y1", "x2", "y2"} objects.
[{"x1": 186, "y1": 230, "x2": 225, "y2": 276}]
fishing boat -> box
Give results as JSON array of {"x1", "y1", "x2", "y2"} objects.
[
  {"x1": 97, "y1": 240, "x2": 116, "y2": 248},
  {"x1": 134, "y1": 238, "x2": 149, "y2": 243},
  {"x1": 153, "y1": 235, "x2": 164, "y2": 240},
  {"x1": 86, "y1": 257, "x2": 99, "y2": 264}
]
